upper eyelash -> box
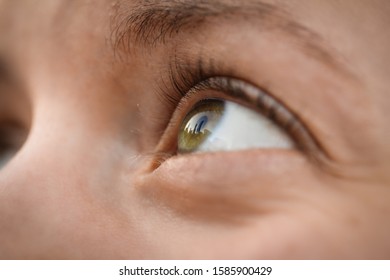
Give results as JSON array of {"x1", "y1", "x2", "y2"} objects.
[
  {"x1": 156, "y1": 54, "x2": 327, "y2": 163},
  {"x1": 158, "y1": 55, "x2": 230, "y2": 107}
]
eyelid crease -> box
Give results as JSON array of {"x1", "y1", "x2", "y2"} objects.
[{"x1": 111, "y1": 0, "x2": 358, "y2": 80}]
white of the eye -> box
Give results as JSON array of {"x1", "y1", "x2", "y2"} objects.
[{"x1": 196, "y1": 101, "x2": 294, "y2": 152}]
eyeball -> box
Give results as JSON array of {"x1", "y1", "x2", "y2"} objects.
[{"x1": 178, "y1": 98, "x2": 294, "y2": 154}]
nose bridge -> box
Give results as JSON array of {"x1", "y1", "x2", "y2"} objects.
[
  {"x1": 0, "y1": 92, "x2": 114, "y2": 255},
  {"x1": 0, "y1": 139, "x2": 110, "y2": 258},
  {"x1": 0, "y1": 0, "x2": 140, "y2": 258},
  {"x1": 0, "y1": 65, "x2": 141, "y2": 252},
  {"x1": 0, "y1": 133, "x2": 82, "y2": 254},
  {"x1": 0, "y1": 105, "x2": 142, "y2": 257}
]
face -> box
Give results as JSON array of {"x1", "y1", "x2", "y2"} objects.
[{"x1": 0, "y1": 0, "x2": 389, "y2": 259}]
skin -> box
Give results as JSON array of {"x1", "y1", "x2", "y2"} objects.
[{"x1": 0, "y1": 0, "x2": 389, "y2": 259}]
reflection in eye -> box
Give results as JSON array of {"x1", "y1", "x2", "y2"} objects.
[{"x1": 178, "y1": 98, "x2": 294, "y2": 154}]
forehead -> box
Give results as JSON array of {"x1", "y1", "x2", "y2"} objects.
[
  {"x1": 0, "y1": 1, "x2": 113, "y2": 83},
  {"x1": 0, "y1": 0, "x2": 389, "y2": 88},
  {"x1": 0, "y1": 0, "x2": 388, "y2": 41}
]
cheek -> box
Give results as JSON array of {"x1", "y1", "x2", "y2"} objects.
[{"x1": 134, "y1": 151, "x2": 390, "y2": 258}]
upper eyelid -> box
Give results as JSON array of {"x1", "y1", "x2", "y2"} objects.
[{"x1": 164, "y1": 57, "x2": 297, "y2": 129}]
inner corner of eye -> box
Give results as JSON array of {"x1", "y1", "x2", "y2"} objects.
[{"x1": 177, "y1": 98, "x2": 294, "y2": 154}]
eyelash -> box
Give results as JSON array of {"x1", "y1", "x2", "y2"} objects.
[{"x1": 154, "y1": 56, "x2": 323, "y2": 161}]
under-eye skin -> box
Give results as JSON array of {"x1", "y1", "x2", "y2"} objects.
[{"x1": 156, "y1": 74, "x2": 322, "y2": 161}]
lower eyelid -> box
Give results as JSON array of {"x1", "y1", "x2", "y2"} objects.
[{"x1": 137, "y1": 148, "x2": 310, "y2": 220}]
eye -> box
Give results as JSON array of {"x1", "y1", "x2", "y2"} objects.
[
  {"x1": 154, "y1": 71, "x2": 321, "y2": 161},
  {"x1": 178, "y1": 98, "x2": 294, "y2": 153}
]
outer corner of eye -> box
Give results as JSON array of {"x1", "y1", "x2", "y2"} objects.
[{"x1": 177, "y1": 98, "x2": 295, "y2": 154}]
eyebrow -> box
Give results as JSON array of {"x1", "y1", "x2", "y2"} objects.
[{"x1": 111, "y1": 0, "x2": 353, "y2": 76}]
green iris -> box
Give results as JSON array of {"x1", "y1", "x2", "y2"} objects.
[{"x1": 178, "y1": 99, "x2": 225, "y2": 153}]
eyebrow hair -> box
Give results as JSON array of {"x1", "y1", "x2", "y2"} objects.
[{"x1": 111, "y1": 0, "x2": 353, "y2": 76}]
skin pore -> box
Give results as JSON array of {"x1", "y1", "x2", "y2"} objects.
[{"x1": 0, "y1": 0, "x2": 389, "y2": 259}]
